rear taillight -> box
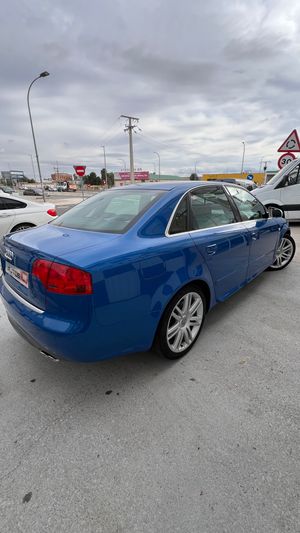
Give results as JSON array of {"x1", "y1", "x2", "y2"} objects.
[
  {"x1": 47, "y1": 209, "x2": 57, "y2": 217},
  {"x1": 32, "y1": 259, "x2": 92, "y2": 295}
]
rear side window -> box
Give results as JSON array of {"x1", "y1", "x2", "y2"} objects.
[
  {"x1": 53, "y1": 189, "x2": 164, "y2": 233},
  {"x1": 0, "y1": 197, "x2": 26, "y2": 210},
  {"x1": 169, "y1": 196, "x2": 188, "y2": 234}
]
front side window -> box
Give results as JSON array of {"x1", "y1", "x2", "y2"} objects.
[
  {"x1": 190, "y1": 187, "x2": 236, "y2": 230},
  {"x1": 226, "y1": 186, "x2": 266, "y2": 221},
  {"x1": 53, "y1": 189, "x2": 164, "y2": 233}
]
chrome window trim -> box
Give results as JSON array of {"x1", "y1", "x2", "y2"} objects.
[
  {"x1": 166, "y1": 220, "x2": 246, "y2": 238},
  {"x1": 2, "y1": 276, "x2": 44, "y2": 314},
  {"x1": 165, "y1": 184, "x2": 241, "y2": 238}
]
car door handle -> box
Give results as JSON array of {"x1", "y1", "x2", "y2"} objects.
[
  {"x1": 206, "y1": 244, "x2": 217, "y2": 255},
  {"x1": 251, "y1": 232, "x2": 259, "y2": 240},
  {"x1": 0, "y1": 213, "x2": 13, "y2": 217}
]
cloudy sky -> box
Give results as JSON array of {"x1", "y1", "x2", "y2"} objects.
[{"x1": 1, "y1": 0, "x2": 300, "y2": 178}]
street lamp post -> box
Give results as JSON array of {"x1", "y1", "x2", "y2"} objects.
[
  {"x1": 241, "y1": 141, "x2": 246, "y2": 177},
  {"x1": 27, "y1": 71, "x2": 49, "y2": 202},
  {"x1": 154, "y1": 151, "x2": 161, "y2": 180},
  {"x1": 118, "y1": 158, "x2": 126, "y2": 170},
  {"x1": 101, "y1": 145, "x2": 108, "y2": 188}
]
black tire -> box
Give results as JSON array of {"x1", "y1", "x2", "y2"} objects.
[
  {"x1": 11, "y1": 223, "x2": 35, "y2": 233},
  {"x1": 154, "y1": 284, "x2": 206, "y2": 360},
  {"x1": 268, "y1": 234, "x2": 296, "y2": 271}
]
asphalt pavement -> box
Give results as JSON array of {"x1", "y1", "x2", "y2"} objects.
[{"x1": 0, "y1": 225, "x2": 299, "y2": 533}]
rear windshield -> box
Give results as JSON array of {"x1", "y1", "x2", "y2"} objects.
[{"x1": 52, "y1": 189, "x2": 164, "y2": 233}]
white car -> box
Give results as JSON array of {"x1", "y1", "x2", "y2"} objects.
[
  {"x1": 0, "y1": 192, "x2": 57, "y2": 237},
  {"x1": 252, "y1": 158, "x2": 300, "y2": 221}
]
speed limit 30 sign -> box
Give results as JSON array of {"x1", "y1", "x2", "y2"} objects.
[{"x1": 277, "y1": 152, "x2": 296, "y2": 169}]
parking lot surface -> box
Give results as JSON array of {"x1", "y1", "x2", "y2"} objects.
[{"x1": 0, "y1": 225, "x2": 299, "y2": 533}]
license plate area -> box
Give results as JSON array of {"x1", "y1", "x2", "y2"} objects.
[{"x1": 6, "y1": 262, "x2": 29, "y2": 288}]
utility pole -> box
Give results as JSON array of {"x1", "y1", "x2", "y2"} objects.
[
  {"x1": 101, "y1": 145, "x2": 107, "y2": 188},
  {"x1": 29, "y1": 154, "x2": 36, "y2": 181},
  {"x1": 121, "y1": 115, "x2": 139, "y2": 184},
  {"x1": 240, "y1": 141, "x2": 246, "y2": 177}
]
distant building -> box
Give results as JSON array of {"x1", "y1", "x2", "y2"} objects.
[
  {"x1": 1, "y1": 170, "x2": 26, "y2": 182},
  {"x1": 51, "y1": 172, "x2": 73, "y2": 182},
  {"x1": 114, "y1": 171, "x2": 187, "y2": 183}
]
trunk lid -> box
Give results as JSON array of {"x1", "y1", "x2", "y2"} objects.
[{"x1": 0, "y1": 224, "x2": 119, "y2": 309}]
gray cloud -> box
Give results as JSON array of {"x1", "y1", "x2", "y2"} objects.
[{"x1": 1, "y1": 0, "x2": 300, "y2": 177}]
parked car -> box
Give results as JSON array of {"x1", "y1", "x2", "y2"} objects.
[
  {"x1": 0, "y1": 183, "x2": 295, "y2": 363},
  {"x1": 252, "y1": 158, "x2": 300, "y2": 221},
  {"x1": 23, "y1": 188, "x2": 43, "y2": 196},
  {"x1": 0, "y1": 192, "x2": 57, "y2": 237},
  {"x1": 234, "y1": 179, "x2": 258, "y2": 191},
  {"x1": 0, "y1": 186, "x2": 14, "y2": 194},
  {"x1": 207, "y1": 178, "x2": 257, "y2": 191}
]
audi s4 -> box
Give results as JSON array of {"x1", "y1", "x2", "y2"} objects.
[{"x1": 0, "y1": 182, "x2": 295, "y2": 362}]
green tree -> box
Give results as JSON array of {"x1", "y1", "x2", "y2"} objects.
[
  {"x1": 190, "y1": 173, "x2": 199, "y2": 181},
  {"x1": 107, "y1": 172, "x2": 115, "y2": 188}
]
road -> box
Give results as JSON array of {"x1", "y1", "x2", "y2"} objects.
[{"x1": 0, "y1": 224, "x2": 299, "y2": 533}]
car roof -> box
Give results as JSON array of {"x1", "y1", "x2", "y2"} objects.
[
  {"x1": 0, "y1": 192, "x2": 28, "y2": 202},
  {"x1": 115, "y1": 181, "x2": 232, "y2": 192}
]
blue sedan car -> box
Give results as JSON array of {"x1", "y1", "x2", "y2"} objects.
[{"x1": 0, "y1": 182, "x2": 296, "y2": 362}]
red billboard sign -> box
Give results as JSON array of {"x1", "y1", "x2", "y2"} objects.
[
  {"x1": 119, "y1": 171, "x2": 149, "y2": 181},
  {"x1": 73, "y1": 165, "x2": 86, "y2": 177}
]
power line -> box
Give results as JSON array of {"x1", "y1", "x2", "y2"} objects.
[{"x1": 99, "y1": 116, "x2": 122, "y2": 144}]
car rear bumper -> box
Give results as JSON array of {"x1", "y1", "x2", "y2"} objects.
[{"x1": 0, "y1": 276, "x2": 139, "y2": 362}]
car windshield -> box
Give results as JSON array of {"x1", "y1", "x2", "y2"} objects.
[
  {"x1": 266, "y1": 160, "x2": 299, "y2": 186},
  {"x1": 53, "y1": 188, "x2": 165, "y2": 233}
]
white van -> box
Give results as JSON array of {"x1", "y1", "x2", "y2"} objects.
[{"x1": 252, "y1": 158, "x2": 300, "y2": 221}]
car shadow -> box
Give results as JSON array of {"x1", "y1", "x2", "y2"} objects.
[{"x1": 15, "y1": 270, "x2": 268, "y2": 398}]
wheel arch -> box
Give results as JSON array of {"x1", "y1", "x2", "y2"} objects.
[
  {"x1": 11, "y1": 222, "x2": 36, "y2": 232},
  {"x1": 152, "y1": 279, "x2": 211, "y2": 347},
  {"x1": 152, "y1": 279, "x2": 211, "y2": 356}
]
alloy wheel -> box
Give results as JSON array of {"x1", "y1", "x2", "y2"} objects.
[
  {"x1": 167, "y1": 291, "x2": 204, "y2": 353},
  {"x1": 272, "y1": 237, "x2": 294, "y2": 269}
]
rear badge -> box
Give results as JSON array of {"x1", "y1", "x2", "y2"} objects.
[{"x1": 4, "y1": 248, "x2": 14, "y2": 262}]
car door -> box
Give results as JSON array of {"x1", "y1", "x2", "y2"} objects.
[
  {"x1": 277, "y1": 163, "x2": 300, "y2": 220},
  {"x1": 225, "y1": 185, "x2": 281, "y2": 280},
  {"x1": 0, "y1": 197, "x2": 16, "y2": 236},
  {"x1": 0, "y1": 197, "x2": 28, "y2": 236},
  {"x1": 187, "y1": 186, "x2": 250, "y2": 301}
]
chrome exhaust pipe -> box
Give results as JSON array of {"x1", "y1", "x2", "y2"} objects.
[{"x1": 40, "y1": 350, "x2": 60, "y2": 362}]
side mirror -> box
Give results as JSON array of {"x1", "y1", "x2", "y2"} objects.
[{"x1": 268, "y1": 207, "x2": 284, "y2": 218}]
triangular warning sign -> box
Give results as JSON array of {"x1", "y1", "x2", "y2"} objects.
[{"x1": 278, "y1": 129, "x2": 300, "y2": 152}]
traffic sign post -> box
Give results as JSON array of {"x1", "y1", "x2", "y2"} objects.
[
  {"x1": 277, "y1": 152, "x2": 296, "y2": 169},
  {"x1": 73, "y1": 165, "x2": 86, "y2": 199},
  {"x1": 278, "y1": 130, "x2": 300, "y2": 152}
]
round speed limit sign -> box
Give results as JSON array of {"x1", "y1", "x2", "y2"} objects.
[{"x1": 278, "y1": 152, "x2": 296, "y2": 169}]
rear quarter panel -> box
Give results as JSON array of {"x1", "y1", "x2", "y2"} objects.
[{"x1": 87, "y1": 233, "x2": 215, "y2": 353}]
